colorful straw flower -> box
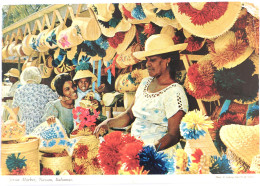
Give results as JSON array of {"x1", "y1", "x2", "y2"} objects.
[
  {"x1": 180, "y1": 110, "x2": 214, "y2": 140},
  {"x1": 175, "y1": 149, "x2": 189, "y2": 172},
  {"x1": 10, "y1": 167, "x2": 26, "y2": 175},
  {"x1": 138, "y1": 145, "x2": 173, "y2": 174},
  {"x1": 76, "y1": 144, "x2": 89, "y2": 159},
  {"x1": 210, "y1": 155, "x2": 233, "y2": 174},
  {"x1": 191, "y1": 149, "x2": 203, "y2": 163},
  {"x1": 6, "y1": 153, "x2": 27, "y2": 173},
  {"x1": 73, "y1": 163, "x2": 85, "y2": 175},
  {"x1": 132, "y1": 4, "x2": 146, "y2": 20}
]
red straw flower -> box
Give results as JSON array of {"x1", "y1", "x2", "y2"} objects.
[
  {"x1": 41, "y1": 168, "x2": 54, "y2": 175},
  {"x1": 191, "y1": 149, "x2": 203, "y2": 163},
  {"x1": 10, "y1": 168, "x2": 26, "y2": 175},
  {"x1": 122, "y1": 5, "x2": 134, "y2": 19},
  {"x1": 74, "y1": 163, "x2": 85, "y2": 175},
  {"x1": 107, "y1": 32, "x2": 125, "y2": 48},
  {"x1": 76, "y1": 145, "x2": 89, "y2": 159}
]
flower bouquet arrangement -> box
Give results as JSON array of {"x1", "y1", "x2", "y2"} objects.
[{"x1": 97, "y1": 131, "x2": 174, "y2": 175}]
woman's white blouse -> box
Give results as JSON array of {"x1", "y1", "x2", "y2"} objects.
[{"x1": 131, "y1": 77, "x2": 188, "y2": 145}]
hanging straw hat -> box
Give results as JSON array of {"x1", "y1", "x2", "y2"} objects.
[
  {"x1": 35, "y1": 29, "x2": 50, "y2": 52},
  {"x1": 107, "y1": 25, "x2": 136, "y2": 54},
  {"x1": 7, "y1": 41, "x2": 18, "y2": 57},
  {"x1": 22, "y1": 34, "x2": 34, "y2": 56},
  {"x1": 171, "y1": 2, "x2": 242, "y2": 38},
  {"x1": 2, "y1": 44, "x2": 9, "y2": 59},
  {"x1": 142, "y1": 3, "x2": 180, "y2": 28},
  {"x1": 133, "y1": 34, "x2": 188, "y2": 60},
  {"x1": 4, "y1": 68, "x2": 20, "y2": 78},
  {"x1": 220, "y1": 124, "x2": 259, "y2": 167},
  {"x1": 119, "y1": 3, "x2": 152, "y2": 25},
  {"x1": 14, "y1": 43, "x2": 26, "y2": 57},
  {"x1": 57, "y1": 25, "x2": 84, "y2": 49},
  {"x1": 71, "y1": 16, "x2": 101, "y2": 41},
  {"x1": 89, "y1": 4, "x2": 131, "y2": 37},
  {"x1": 183, "y1": 29, "x2": 206, "y2": 52},
  {"x1": 209, "y1": 31, "x2": 254, "y2": 69},
  {"x1": 103, "y1": 46, "x2": 117, "y2": 64},
  {"x1": 245, "y1": 15, "x2": 259, "y2": 55},
  {"x1": 45, "y1": 24, "x2": 67, "y2": 49}
]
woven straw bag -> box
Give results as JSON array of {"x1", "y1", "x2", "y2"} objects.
[
  {"x1": 1, "y1": 137, "x2": 40, "y2": 175},
  {"x1": 184, "y1": 130, "x2": 220, "y2": 156},
  {"x1": 41, "y1": 155, "x2": 73, "y2": 174}
]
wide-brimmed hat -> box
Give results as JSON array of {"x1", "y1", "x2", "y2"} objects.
[
  {"x1": 14, "y1": 43, "x2": 26, "y2": 57},
  {"x1": 107, "y1": 24, "x2": 136, "y2": 54},
  {"x1": 73, "y1": 70, "x2": 97, "y2": 83},
  {"x1": 220, "y1": 124, "x2": 259, "y2": 166},
  {"x1": 171, "y1": 2, "x2": 242, "y2": 38},
  {"x1": 2, "y1": 44, "x2": 9, "y2": 59},
  {"x1": 119, "y1": 3, "x2": 152, "y2": 25},
  {"x1": 245, "y1": 15, "x2": 259, "y2": 55},
  {"x1": 7, "y1": 41, "x2": 18, "y2": 57},
  {"x1": 89, "y1": 4, "x2": 131, "y2": 37},
  {"x1": 103, "y1": 46, "x2": 117, "y2": 63},
  {"x1": 133, "y1": 34, "x2": 188, "y2": 60},
  {"x1": 142, "y1": 3, "x2": 180, "y2": 28},
  {"x1": 4, "y1": 68, "x2": 20, "y2": 78},
  {"x1": 45, "y1": 24, "x2": 66, "y2": 49},
  {"x1": 35, "y1": 29, "x2": 50, "y2": 52},
  {"x1": 209, "y1": 31, "x2": 254, "y2": 69}
]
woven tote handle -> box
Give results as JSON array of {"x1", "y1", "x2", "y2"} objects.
[{"x1": 3, "y1": 105, "x2": 17, "y2": 121}]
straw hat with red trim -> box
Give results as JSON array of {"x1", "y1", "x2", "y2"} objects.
[
  {"x1": 88, "y1": 4, "x2": 131, "y2": 37},
  {"x1": 171, "y1": 2, "x2": 242, "y2": 38},
  {"x1": 220, "y1": 124, "x2": 259, "y2": 167},
  {"x1": 107, "y1": 24, "x2": 136, "y2": 54},
  {"x1": 208, "y1": 31, "x2": 254, "y2": 69},
  {"x1": 133, "y1": 34, "x2": 188, "y2": 61},
  {"x1": 45, "y1": 24, "x2": 66, "y2": 49}
]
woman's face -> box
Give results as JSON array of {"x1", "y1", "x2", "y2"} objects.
[
  {"x1": 146, "y1": 56, "x2": 168, "y2": 77},
  {"x1": 63, "y1": 81, "x2": 78, "y2": 100},
  {"x1": 78, "y1": 78, "x2": 91, "y2": 92}
]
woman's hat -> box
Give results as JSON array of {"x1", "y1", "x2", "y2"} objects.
[
  {"x1": 73, "y1": 70, "x2": 97, "y2": 83},
  {"x1": 209, "y1": 31, "x2": 254, "y2": 69},
  {"x1": 107, "y1": 24, "x2": 136, "y2": 54},
  {"x1": 89, "y1": 4, "x2": 131, "y2": 37},
  {"x1": 119, "y1": 3, "x2": 152, "y2": 25},
  {"x1": 171, "y1": 2, "x2": 242, "y2": 38},
  {"x1": 133, "y1": 34, "x2": 188, "y2": 60},
  {"x1": 4, "y1": 68, "x2": 20, "y2": 78},
  {"x1": 220, "y1": 124, "x2": 259, "y2": 166}
]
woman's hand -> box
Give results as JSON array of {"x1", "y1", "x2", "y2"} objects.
[
  {"x1": 46, "y1": 116, "x2": 56, "y2": 125},
  {"x1": 94, "y1": 119, "x2": 111, "y2": 137}
]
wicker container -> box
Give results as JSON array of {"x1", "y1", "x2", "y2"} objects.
[
  {"x1": 41, "y1": 156, "x2": 73, "y2": 174},
  {"x1": 1, "y1": 137, "x2": 40, "y2": 175}
]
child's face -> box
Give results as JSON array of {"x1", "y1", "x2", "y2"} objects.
[{"x1": 78, "y1": 78, "x2": 91, "y2": 92}]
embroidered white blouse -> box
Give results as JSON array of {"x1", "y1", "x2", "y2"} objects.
[{"x1": 131, "y1": 77, "x2": 189, "y2": 146}]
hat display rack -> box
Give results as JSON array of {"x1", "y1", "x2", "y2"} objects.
[{"x1": 2, "y1": 3, "x2": 259, "y2": 175}]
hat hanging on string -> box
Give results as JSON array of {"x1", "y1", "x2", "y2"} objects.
[
  {"x1": 171, "y1": 2, "x2": 242, "y2": 38},
  {"x1": 88, "y1": 3, "x2": 131, "y2": 37}
]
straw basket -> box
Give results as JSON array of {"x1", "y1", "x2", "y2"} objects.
[
  {"x1": 184, "y1": 130, "x2": 219, "y2": 156},
  {"x1": 1, "y1": 137, "x2": 40, "y2": 175},
  {"x1": 41, "y1": 155, "x2": 73, "y2": 174}
]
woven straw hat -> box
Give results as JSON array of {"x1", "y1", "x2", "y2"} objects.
[
  {"x1": 22, "y1": 34, "x2": 34, "y2": 56},
  {"x1": 7, "y1": 41, "x2": 18, "y2": 57},
  {"x1": 142, "y1": 3, "x2": 180, "y2": 28},
  {"x1": 14, "y1": 43, "x2": 26, "y2": 57},
  {"x1": 35, "y1": 29, "x2": 50, "y2": 52},
  {"x1": 73, "y1": 70, "x2": 97, "y2": 83},
  {"x1": 89, "y1": 4, "x2": 131, "y2": 37},
  {"x1": 2, "y1": 44, "x2": 9, "y2": 59},
  {"x1": 4, "y1": 68, "x2": 20, "y2": 78},
  {"x1": 250, "y1": 53, "x2": 259, "y2": 75},
  {"x1": 209, "y1": 31, "x2": 254, "y2": 69},
  {"x1": 66, "y1": 46, "x2": 77, "y2": 60},
  {"x1": 133, "y1": 34, "x2": 188, "y2": 60},
  {"x1": 171, "y1": 2, "x2": 242, "y2": 38},
  {"x1": 71, "y1": 16, "x2": 101, "y2": 41},
  {"x1": 45, "y1": 24, "x2": 66, "y2": 49},
  {"x1": 103, "y1": 46, "x2": 116, "y2": 63},
  {"x1": 119, "y1": 3, "x2": 152, "y2": 25},
  {"x1": 114, "y1": 25, "x2": 136, "y2": 54},
  {"x1": 220, "y1": 124, "x2": 259, "y2": 166},
  {"x1": 57, "y1": 26, "x2": 84, "y2": 49}
]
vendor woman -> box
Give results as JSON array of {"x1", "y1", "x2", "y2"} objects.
[
  {"x1": 42, "y1": 73, "x2": 78, "y2": 136},
  {"x1": 94, "y1": 34, "x2": 189, "y2": 152}
]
